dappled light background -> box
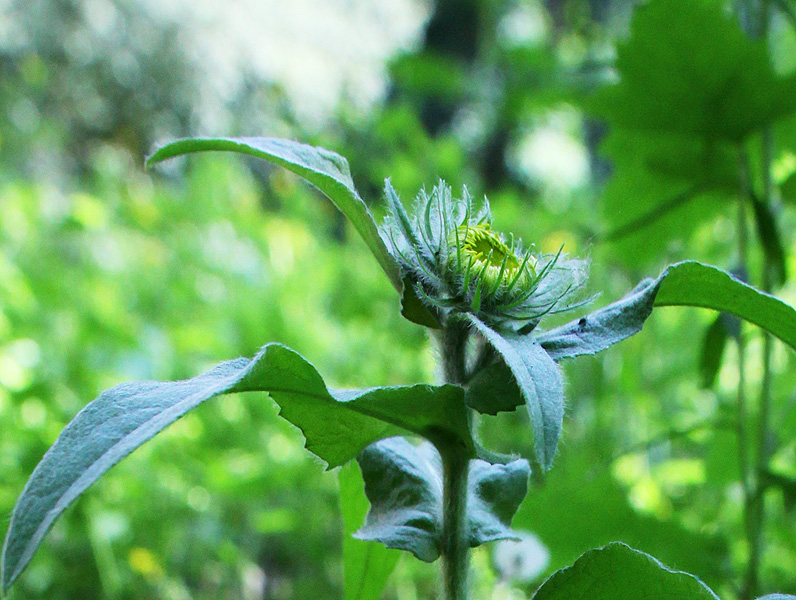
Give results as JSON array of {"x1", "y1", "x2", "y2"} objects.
[{"x1": 2, "y1": 0, "x2": 796, "y2": 599}]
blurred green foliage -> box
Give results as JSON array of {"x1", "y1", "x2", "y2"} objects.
[{"x1": 2, "y1": 0, "x2": 796, "y2": 599}]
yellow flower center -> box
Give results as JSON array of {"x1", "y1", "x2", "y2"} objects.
[{"x1": 450, "y1": 225, "x2": 534, "y2": 292}]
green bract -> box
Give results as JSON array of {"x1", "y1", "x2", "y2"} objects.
[{"x1": 380, "y1": 180, "x2": 588, "y2": 331}]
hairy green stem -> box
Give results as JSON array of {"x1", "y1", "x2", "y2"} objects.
[
  {"x1": 442, "y1": 318, "x2": 469, "y2": 385},
  {"x1": 439, "y1": 320, "x2": 471, "y2": 600},
  {"x1": 440, "y1": 445, "x2": 470, "y2": 600}
]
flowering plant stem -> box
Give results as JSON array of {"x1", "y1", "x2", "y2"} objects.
[
  {"x1": 440, "y1": 322, "x2": 472, "y2": 600},
  {"x1": 441, "y1": 444, "x2": 470, "y2": 600}
]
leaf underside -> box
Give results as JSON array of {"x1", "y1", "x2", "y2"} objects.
[
  {"x1": 146, "y1": 137, "x2": 403, "y2": 293},
  {"x1": 355, "y1": 437, "x2": 529, "y2": 562},
  {"x1": 537, "y1": 261, "x2": 796, "y2": 360},
  {"x1": 1, "y1": 344, "x2": 472, "y2": 592},
  {"x1": 466, "y1": 315, "x2": 563, "y2": 471}
]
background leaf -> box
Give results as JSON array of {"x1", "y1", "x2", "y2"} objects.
[
  {"x1": 750, "y1": 195, "x2": 788, "y2": 286},
  {"x1": 1, "y1": 344, "x2": 472, "y2": 591},
  {"x1": 532, "y1": 542, "x2": 720, "y2": 600},
  {"x1": 699, "y1": 315, "x2": 731, "y2": 389},
  {"x1": 146, "y1": 137, "x2": 403, "y2": 293},
  {"x1": 339, "y1": 461, "x2": 400, "y2": 600},
  {"x1": 588, "y1": 0, "x2": 796, "y2": 140}
]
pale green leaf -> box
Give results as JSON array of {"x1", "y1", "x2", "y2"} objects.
[
  {"x1": 356, "y1": 438, "x2": 529, "y2": 562},
  {"x1": 538, "y1": 261, "x2": 796, "y2": 361},
  {"x1": 340, "y1": 462, "x2": 399, "y2": 600},
  {"x1": 466, "y1": 315, "x2": 563, "y2": 470},
  {"x1": 1, "y1": 344, "x2": 472, "y2": 592},
  {"x1": 654, "y1": 261, "x2": 796, "y2": 350},
  {"x1": 146, "y1": 137, "x2": 402, "y2": 292},
  {"x1": 536, "y1": 277, "x2": 659, "y2": 361}
]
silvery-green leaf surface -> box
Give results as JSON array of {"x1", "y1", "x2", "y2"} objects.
[
  {"x1": 355, "y1": 437, "x2": 529, "y2": 562},
  {"x1": 465, "y1": 315, "x2": 563, "y2": 470},
  {"x1": 538, "y1": 261, "x2": 796, "y2": 361},
  {"x1": 147, "y1": 137, "x2": 403, "y2": 293},
  {"x1": 537, "y1": 277, "x2": 659, "y2": 361},
  {"x1": 2, "y1": 344, "x2": 472, "y2": 592}
]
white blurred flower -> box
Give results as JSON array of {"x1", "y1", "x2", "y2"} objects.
[{"x1": 493, "y1": 531, "x2": 550, "y2": 583}]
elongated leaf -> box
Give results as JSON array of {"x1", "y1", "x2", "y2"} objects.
[
  {"x1": 146, "y1": 137, "x2": 402, "y2": 292},
  {"x1": 1, "y1": 344, "x2": 472, "y2": 592},
  {"x1": 465, "y1": 315, "x2": 563, "y2": 470},
  {"x1": 537, "y1": 261, "x2": 796, "y2": 362},
  {"x1": 537, "y1": 277, "x2": 659, "y2": 361},
  {"x1": 532, "y1": 542, "x2": 720, "y2": 600},
  {"x1": 339, "y1": 461, "x2": 399, "y2": 600},
  {"x1": 757, "y1": 595, "x2": 796, "y2": 599},
  {"x1": 356, "y1": 438, "x2": 529, "y2": 562},
  {"x1": 654, "y1": 261, "x2": 796, "y2": 350}
]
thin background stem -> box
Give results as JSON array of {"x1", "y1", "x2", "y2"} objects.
[
  {"x1": 743, "y1": 5, "x2": 776, "y2": 591},
  {"x1": 739, "y1": 3, "x2": 777, "y2": 597}
]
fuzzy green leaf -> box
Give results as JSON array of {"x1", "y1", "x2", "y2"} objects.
[
  {"x1": 537, "y1": 261, "x2": 796, "y2": 363},
  {"x1": 532, "y1": 542, "x2": 720, "y2": 600},
  {"x1": 401, "y1": 279, "x2": 442, "y2": 329},
  {"x1": 465, "y1": 362, "x2": 523, "y2": 415},
  {"x1": 466, "y1": 456, "x2": 530, "y2": 547},
  {"x1": 1, "y1": 344, "x2": 472, "y2": 592},
  {"x1": 146, "y1": 137, "x2": 402, "y2": 292},
  {"x1": 355, "y1": 437, "x2": 442, "y2": 562},
  {"x1": 465, "y1": 315, "x2": 563, "y2": 470},
  {"x1": 654, "y1": 261, "x2": 796, "y2": 350},
  {"x1": 537, "y1": 277, "x2": 659, "y2": 361},
  {"x1": 339, "y1": 462, "x2": 399, "y2": 600},
  {"x1": 355, "y1": 438, "x2": 529, "y2": 562}
]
